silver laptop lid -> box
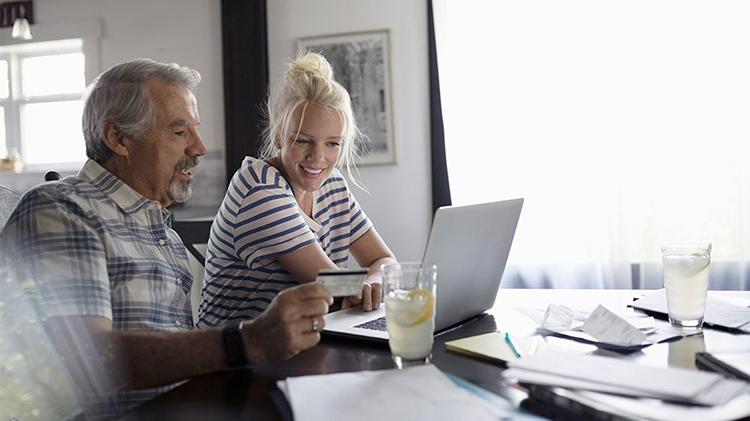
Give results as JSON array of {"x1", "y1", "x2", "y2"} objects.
[{"x1": 426, "y1": 198, "x2": 523, "y2": 331}]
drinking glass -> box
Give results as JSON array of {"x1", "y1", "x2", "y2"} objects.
[
  {"x1": 382, "y1": 262, "x2": 437, "y2": 369},
  {"x1": 661, "y1": 242, "x2": 711, "y2": 331}
]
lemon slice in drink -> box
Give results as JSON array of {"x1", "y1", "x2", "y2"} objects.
[
  {"x1": 408, "y1": 289, "x2": 434, "y2": 325},
  {"x1": 386, "y1": 289, "x2": 435, "y2": 326}
]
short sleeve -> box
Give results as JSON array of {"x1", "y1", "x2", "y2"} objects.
[
  {"x1": 232, "y1": 183, "x2": 318, "y2": 270},
  {"x1": 0, "y1": 188, "x2": 111, "y2": 319},
  {"x1": 346, "y1": 184, "x2": 374, "y2": 245}
]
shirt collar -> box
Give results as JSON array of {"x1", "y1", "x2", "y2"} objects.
[{"x1": 78, "y1": 159, "x2": 164, "y2": 215}]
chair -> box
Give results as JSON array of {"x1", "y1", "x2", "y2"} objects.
[
  {"x1": 172, "y1": 218, "x2": 213, "y2": 321},
  {"x1": 1, "y1": 172, "x2": 60, "y2": 231},
  {"x1": 0, "y1": 184, "x2": 21, "y2": 231},
  {"x1": 172, "y1": 219, "x2": 212, "y2": 266}
]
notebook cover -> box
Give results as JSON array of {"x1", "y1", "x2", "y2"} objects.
[{"x1": 444, "y1": 331, "x2": 533, "y2": 364}]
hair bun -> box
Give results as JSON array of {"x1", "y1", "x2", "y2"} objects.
[{"x1": 286, "y1": 52, "x2": 334, "y2": 81}]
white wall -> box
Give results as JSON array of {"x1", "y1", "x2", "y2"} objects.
[
  {"x1": 1, "y1": 0, "x2": 226, "y2": 208},
  {"x1": 267, "y1": 0, "x2": 433, "y2": 261},
  {"x1": 1, "y1": 0, "x2": 432, "y2": 260}
]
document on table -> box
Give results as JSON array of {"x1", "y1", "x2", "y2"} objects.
[
  {"x1": 517, "y1": 304, "x2": 686, "y2": 351},
  {"x1": 630, "y1": 289, "x2": 750, "y2": 332},
  {"x1": 527, "y1": 385, "x2": 750, "y2": 421},
  {"x1": 502, "y1": 350, "x2": 750, "y2": 406},
  {"x1": 276, "y1": 365, "x2": 511, "y2": 421},
  {"x1": 581, "y1": 305, "x2": 647, "y2": 346}
]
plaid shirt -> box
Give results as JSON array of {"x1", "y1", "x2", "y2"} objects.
[{"x1": 0, "y1": 159, "x2": 193, "y2": 418}]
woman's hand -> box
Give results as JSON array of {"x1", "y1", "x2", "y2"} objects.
[{"x1": 341, "y1": 276, "x2": 383, "y2": 311}]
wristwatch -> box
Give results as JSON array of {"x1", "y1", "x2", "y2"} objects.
[{"x1": 222, "y1": 320, "x2": 248, "y2": 367}]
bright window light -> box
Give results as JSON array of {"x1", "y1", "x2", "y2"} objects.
[
  {"x1": 0, "y1": 106, "x2": 5, "y2": 157},
  {"x1": 435, "y1": 0, "x2": 750, "y2": 269},
  {"x1": 21, "y1": 100, "x2": 85, "y2": 165},
  {"x1": 21, "y1": 53, "x2": 85, "y2": 97},
  {"x1": 0, "y1": 61, "x2": 8, "y2": 99},
  {"x1": 0, "y1": 39, "x2": 87, "y2": 167}
]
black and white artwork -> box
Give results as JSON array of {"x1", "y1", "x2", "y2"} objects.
[{"x1": 297, "y1": 30, "x2": 395, "y2": 165}]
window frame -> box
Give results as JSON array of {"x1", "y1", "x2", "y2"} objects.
[{"x1": 0, "y1": 21, "x2": 100, "y2": 173}]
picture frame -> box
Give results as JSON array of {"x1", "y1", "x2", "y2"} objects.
[{"x1": 297, "y1": 30, "x2": 396, "y2": 165}]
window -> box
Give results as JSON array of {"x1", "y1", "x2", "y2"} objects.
[
  {"x1": 0, "y1": 39, "x2": 87, "y2": 170},
  {"x1": 433, "y1": 1, "x2": 750, "y2": 290}
]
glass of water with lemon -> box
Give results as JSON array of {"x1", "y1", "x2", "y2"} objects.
[
  {"x1": 662, "y1": 242, "x2": 712, "y2": 331},
  {"x1": 382, "y1": 262, "x2": 437, "y2": 369}
]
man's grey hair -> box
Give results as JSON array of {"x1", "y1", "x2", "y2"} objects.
[{"x1": 82, "y1": 58, "x2": 201, "y2": 163}]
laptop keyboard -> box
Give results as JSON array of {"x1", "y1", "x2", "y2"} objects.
[{"x1": 354, "y1": 316, "x2": 388, "y2": 331}]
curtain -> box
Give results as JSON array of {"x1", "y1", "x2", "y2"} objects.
[
  {"x1": 221, "y1": 0, "x2": 269, "y2": 181},
  {"x1": 432, "y1": 0, "x2": 750, "y2": 290},
  {"x1": 428, "y1": 0, "x2": 452, "y2": 214}
]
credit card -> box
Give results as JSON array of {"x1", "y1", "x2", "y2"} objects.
[{"x1": 316, "y1": 269, "x2": 368, "y2": 297}]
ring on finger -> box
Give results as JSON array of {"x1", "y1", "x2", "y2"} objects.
[{"x1": 311, "y1": 317, "x2": 319, "y2": 332}]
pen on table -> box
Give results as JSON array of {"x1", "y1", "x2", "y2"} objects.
[{"x1": 504, "y1": 332, "x2": 523, "y2": 359}]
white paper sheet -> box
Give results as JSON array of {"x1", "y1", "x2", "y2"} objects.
[
  {"x1": 571, "y1": 390, "x2": 750, "y2": 421},
  {"x1": 527, "y1": 386, "x2": 750, "y2": 421},
  {"x1": 503, "y1": 350, "x2": 750, "y2": 406},
  {"x1": 582, "y1": 305, "x2": 647, "y2": 346},
  {"x1": 517, "y1": 304, "x2": 684, "y2": 350},
  {"x1": 277, "y1": 365, "x2": 509, "y2": 421}
]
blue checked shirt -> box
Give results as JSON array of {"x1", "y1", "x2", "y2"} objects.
[{"x1": 0, "y1": 159, "x2": 194, "y2": 418}]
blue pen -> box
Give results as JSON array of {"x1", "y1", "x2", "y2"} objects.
[{"x1": 504, "y1": 332, "x2": 522, "y2": 359}]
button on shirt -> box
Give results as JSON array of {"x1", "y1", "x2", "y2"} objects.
[{"x1": 0, "y1": 159, "x2": 194, "y2": 418}]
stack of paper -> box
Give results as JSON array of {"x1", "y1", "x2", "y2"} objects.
[
  {"x1": 526, "y1": 385, "x2": 750, "y2": 421},
  {"x1": 277, "y1": 365, "x2": 511, "y2": 421},
  {"x1": 696, "y1": 351, "x2": 750, "y2": 381},
  {"x1": 517, "y1": 304, "x2": 688, "y2": 351},
  {"x1": 502, "y1": 350, "x2": 750, "y2": 406}
]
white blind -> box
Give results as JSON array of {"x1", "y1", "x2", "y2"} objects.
[{"x1": 434, "y1": 1, "x2": 750, "y2": 288}]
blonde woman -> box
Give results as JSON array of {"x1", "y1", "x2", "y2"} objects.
[{"x1": 199, "y1": 53, "x2": 396, "y2": 329}]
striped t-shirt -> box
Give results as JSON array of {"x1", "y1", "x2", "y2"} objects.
[{"x1": 198, "y1": 157, "x2": 373, "y2": 326}]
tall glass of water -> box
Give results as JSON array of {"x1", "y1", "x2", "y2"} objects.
[
  {"x1": 383, "y1": 262, "x2": 437, "y2": 369},
  {"x1": 661, "y1": 242, "x2": 711, "y2": 331}
]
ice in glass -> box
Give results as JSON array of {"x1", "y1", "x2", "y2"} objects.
[
  {"x1": 662, "y1": 242, "x2": 711, "y2": 331},
  {"x1": 382, "y1": 262, "x2": 437, "y2": 368}
]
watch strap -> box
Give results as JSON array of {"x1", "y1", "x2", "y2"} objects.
[{"x1": 222, "y1": 320, "x2": 248, "y2": 367}]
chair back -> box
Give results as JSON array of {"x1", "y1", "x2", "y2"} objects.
[
  {"x1": 172, "y1": 217, "x2": 213, "y2": 321},
  {"x1": 172, "y1": 219, "x2": 212, "y2": 266},
  {"x1": 0, "y1": 184, "x2": 21, "y2": 231}
]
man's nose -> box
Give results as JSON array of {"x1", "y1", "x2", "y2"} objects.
[{"x1": 190, "y1": 131, "x2": 208, "y2": 157}]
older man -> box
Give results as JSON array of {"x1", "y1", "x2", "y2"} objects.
[{"x1": 0, "y1": 59, "x2": 332, "y2": 419}]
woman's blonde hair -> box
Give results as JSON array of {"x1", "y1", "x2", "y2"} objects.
[{"x1": 259, "y1": 52, "x2": 365, "y2": 189}]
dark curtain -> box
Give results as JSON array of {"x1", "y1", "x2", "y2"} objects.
[
  {"x1": 427, "y1": 0, "x2": 451, "y2": 213},
  {"x1": 221, "y1": 0, "x2": 269, "y2": 183}
]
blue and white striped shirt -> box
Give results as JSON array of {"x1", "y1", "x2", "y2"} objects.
[
  {"x1": 0, "y1": 159, "x2": 193, "y2": 419},
  {"x1": 198, "y1": 157, "x2": 372, "y2": 327}
]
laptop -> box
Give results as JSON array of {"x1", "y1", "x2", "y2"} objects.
[{"x1": 323, "y1": 198, "x2": 524, "y2": 341}]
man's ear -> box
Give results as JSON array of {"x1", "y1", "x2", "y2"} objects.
[{"x1": 103, "y1": 122, "x2": 129, "y2": 157}]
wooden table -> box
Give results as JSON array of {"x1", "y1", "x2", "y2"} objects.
[{"x1": 122, "y1": 289, "x2": 750, "y2": 420}]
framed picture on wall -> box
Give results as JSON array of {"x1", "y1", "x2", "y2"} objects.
[{"x1": 297, "y1": 30, "x2": 396, "y2": 165}]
